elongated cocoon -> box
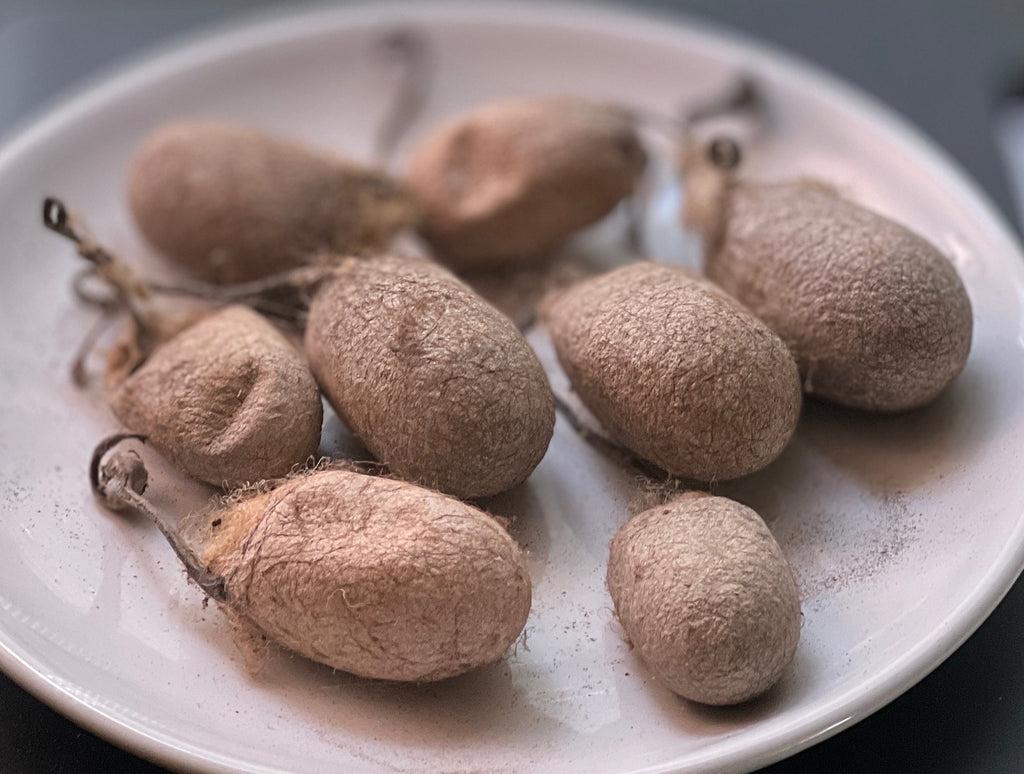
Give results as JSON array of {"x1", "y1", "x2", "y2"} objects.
[
  {"x1": 305, "y1": 255, "x2": 554, "y2": 499},
  {"x1": 697, "y1": 180, "x2": 973, "y2": 411},
  {"x1": 546, "y1": 261, "x2": 801, "y2": 481},
  {"x1": 203, "y1": 469, "x2": 532, "y2": 681},
  {"x1": 405, "y1": 97, "x2": 647, "y2": 271},
  {"x1": 129, "y1": 122, "x2": 419, "y2": 283}
]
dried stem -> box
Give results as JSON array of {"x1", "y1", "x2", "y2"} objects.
[
  {"x1": 551, "y1": 390, "x2": 667, "y2": 480},
  {"x1": 706, "y1": 136, "x2": 743, "y2": 171},
  {"x1": 43, "y1": 198, "x2": 152, "y2": 316},
  {"x1": 373, "y1": 27, "x2": 435, "y2": 167},
  {"x1": 625, "y1": 187, "x2": 648, "y2": 257},
  {"x1": 43, "y1": 197, "x2": 117, "y2": 267},
  {"x1": 46, "y1": 197, "x2": 338, "y2": 383},
  {"x1": 622, "y1": 76, "x2": 759, "y2": 251},
  {"x1": 677, "y1": 76, "x2": 762, "y2": 176},
  {"x1": 149, "y1": 263, "x2": 337, "y2": 327},
  {"x1": 621, "y1": 75, "x2": 761, "y2": 143},
  {"x1": 44, "y1": 197, "x2": 165, "y2": 374},
  {"x1": 46, "y1": 196, "x2": 333, "y2": 326},
  {"x1": 70, "y1": 312, "x2": 117, "y2": 387},
  {"x1": 90, "y1": 434, "x2": 228, "y2": 603},
  {"x1": 72, "y1": 266, "x2": 122, "y2": 313},
  {"x1": 681, "y1": 75, "x2": 761, "y2": 130}
]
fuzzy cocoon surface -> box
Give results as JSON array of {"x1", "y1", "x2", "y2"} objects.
[
  {"x1": 106, "y1": 305, "x2": 323, "y2": 489},
  {"x1": 128, "y1": 122, "x2": 419, "y2": 283},
  {"x1": 607, "y1": 492, "x2": 801, "y2": 705},
  {"x1": 405, "y1": 97, "x2": 646, "y2": 271},
  {"x1": 546, "y1": 261, "x2": 801, "y2": 481},
  {"x1": 702, "y1": 181, "x2": 973, "y2": 411},
  {"x1": 203, "y1": 469, "x2": 532, "y2": 682},
  {"x1": 305, "y1": 255, "x2": 554, "y2": 499}
]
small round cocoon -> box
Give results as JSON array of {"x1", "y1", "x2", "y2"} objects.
[
  {"x1": 107, "y1": 305, "x2": 323, "y2": 489},
  {"x1": 607, "y1": 492, "x2": 801, "y2": 705},
  {"x1": 546, "y1": 261, "x2": 801, "y2": 481},
  {"x1": 304, "y1": 255, "x2": 554, "y2": 499},
  {"x1": 203, "y1": 469, "x2": 532, "y2": 682},
  {"x1": 702, "y1": 180, "x2": 973, "y2": 411},
  {"x1": 128, "y1": 122, "x2": 419, "y2": 283},
  {"x1": 405, "y1": 97, "x2": 647, "y2": 272}
]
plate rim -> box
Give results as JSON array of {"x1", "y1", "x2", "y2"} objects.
[{"x1": 2, "y1": 2, "x2": 1024, "y2": 772}]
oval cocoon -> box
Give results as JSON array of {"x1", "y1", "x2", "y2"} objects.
[
  {"x1": 203, "y1": 469, "x2": 532, "y2": 682},
  {"x1": 705, "y1": 181, "x2": 973, "y2": 411},
  {"x1": 607, "y1": 492, "x2": 801, "y2": 705},
  {"x1": 405, "y1": 97, "x2": 646, "y2": 272},
  {"x1": 128, "y1": 122, "x2": 418, "y2": 283},
  {"x1": 546, "y1": 261, "x2": 801, "y2": 481},
  {"x1": 107, "y1": 305, "x2": 323, "y2": 489},
  {"x1": 305, "y1": 255, "x2": 554, "y2": 499}
]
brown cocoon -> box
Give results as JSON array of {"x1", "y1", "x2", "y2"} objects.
[
  {"x1": 203, "y1": 469, "x2": 532, "y2": 682},
  {"x1": 607, "y1": 492, "x2": 801, "y2": 705},
  {"x1": 128, "y1": 122, "x2": 419, "y2": 283},
  {"x1": 405, "y1": 97, "x2": 647, "y2": 272},
  {"x1": 698, "y1": 180, "x2": 973, "y2": 411},
  {"x1": 107, "y1": 305, "x2": 322, "y2": 489},
  {"x1": 304, "y1": 255, "x2": 554, "y2": 499},
  {"x1": 546, "y1": 261, "x2": 801, "y2": 481}
]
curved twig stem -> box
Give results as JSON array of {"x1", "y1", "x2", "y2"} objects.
[
  {"x1": 148, "y1": 264, "x2": 332, "y2": 303},
  {"x1": 47, "y1": 198, "x2": 335, "y2": 380},
  {"x1": 373, "y1": 27, "x2": 435, "y2": 166},
  {"x1": 43, "y1": 197, "x2": 117, "y2": 267},
  {"x1": 91, "y1": 434, "x2": 228, "y2": 603},
  {"x1": 72, "y1": 267, "x2": 122, "y2": 312},
  {"x1": 44, "y1": 196, "x2": 157, "y2": 344},
  {"x1": 148, "y1": 263, "x2": 335, "y2": 326},
  {"x1": 70, "y1": 312, "x2": 117, "y2": 387},
  {"x1": 47, "y1": 196, "x2": 331, "y2": 320}
]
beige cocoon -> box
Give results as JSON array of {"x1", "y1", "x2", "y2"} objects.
[
  {"x1": 129, "y1": 122, "x2": 418, "y2": 283},
  {"x1": 546, "y1": 261, "x2": 801, "y2": 481},
  {"x1": 405, "y1": 97, "x2": 646, "y2": 271},
  {"x1": 203, "y1": 469, "x2": 532, "y2": 682},
  {"x1": 305, "y1": 255, "x2": 554, "y2": 499},
  {"x1": 107, "y1": 305, "x2": 322, "y2": 489},
  {"x1": 702, "y1": 181, "x2": 973, "y2": 411},
  {"x1": 607, "y1": 492, "x2": 801, "y2": 705}
]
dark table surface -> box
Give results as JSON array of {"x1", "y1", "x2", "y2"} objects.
[{"x1": 2, "y1": 1, "x2": 1023, "y2": 772}]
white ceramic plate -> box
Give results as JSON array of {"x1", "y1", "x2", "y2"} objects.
[{"x1": 2, "y1": 3, "x2": 1024, "y2": 772}]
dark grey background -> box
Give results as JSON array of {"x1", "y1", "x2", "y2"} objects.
[{"x1": 2, "y1": 1, "x2": 1023, "y2": 772}]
